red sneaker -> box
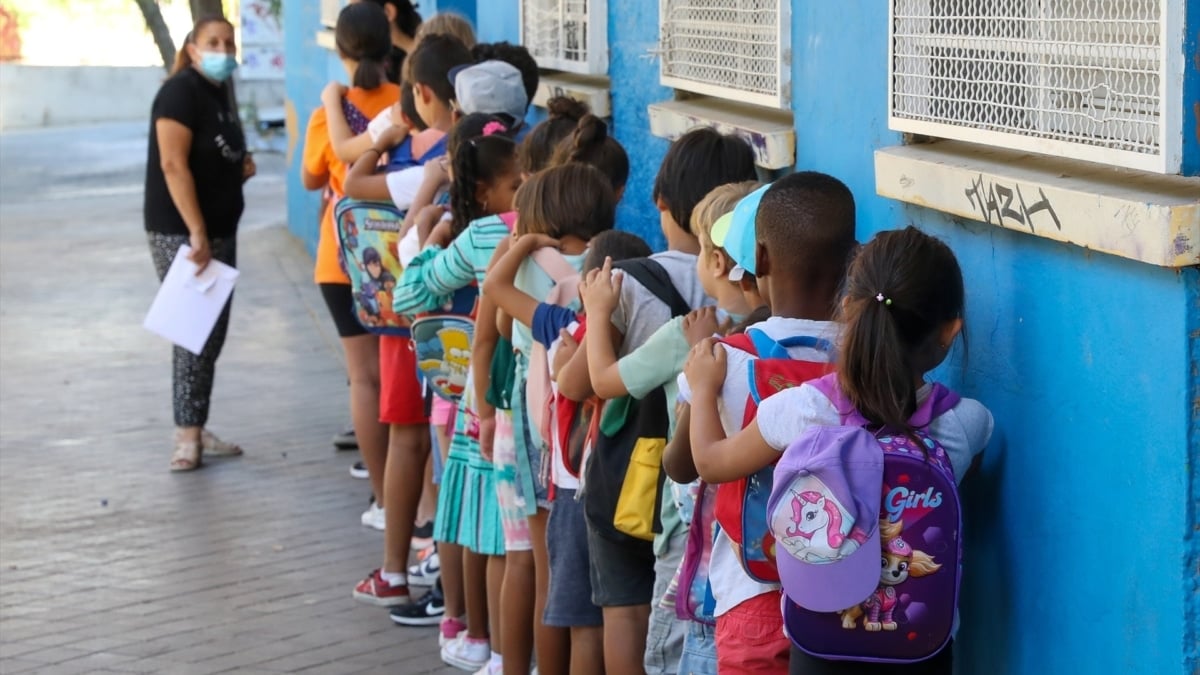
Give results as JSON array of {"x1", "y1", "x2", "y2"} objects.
[{"x1": 352, "y1": 569, "x2": 411, "y2": 607}]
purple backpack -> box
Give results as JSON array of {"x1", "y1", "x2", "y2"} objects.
[{"x1": 773, "y1": 373, "x2": 962, "y2": 664}]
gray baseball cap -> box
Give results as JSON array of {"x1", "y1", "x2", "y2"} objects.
[{"x1": 449, "y1": 60, "x2": 529, "y2": 122}]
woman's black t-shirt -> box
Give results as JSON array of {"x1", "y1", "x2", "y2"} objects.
[{"x1": 144, "y1": 67, "x2": 246, "y2": 239}]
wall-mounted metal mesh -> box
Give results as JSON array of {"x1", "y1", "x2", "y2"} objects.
[
  {"x1": 661, "y1": 0, "x2": 781, "y2": 99},
  {"x1": 891, "y1": 0, "x2": 1163, "y2": 160},
  {"x1": 522, "y1": 0, "x2": 593, "y2": 71}
]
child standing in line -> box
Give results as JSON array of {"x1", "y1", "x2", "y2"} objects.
[
  {"x1": 349, "y1": 33, "x2": 473, "y2": 611},
  {"x1": 563, "y1": 128, "x2": 757, "y2": 675},
  {"x1": 679, "y1": 172, "x2": 859, "y2": 673},
  {"x1": 484, "y1": 229, "x2": 653, "y2": 675},
  {"x1": 387, "y1": 116, "x2": 522, "y2": 673},
  {"x1": 577, "y1": 181, "x2": 762, "y2": 675},
  {"x1": 690, "y1": 225, "x2": 993, "y2": 675},
  {"x1": 300, "y1": 1, "x2": 401, "y2": 527},
  {"x1": 487, "y1": 162, "x2": 617, "y2": 675}
]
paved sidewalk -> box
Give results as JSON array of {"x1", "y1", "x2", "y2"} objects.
[{"x1": 0, "y1": 124, "x2": 456, "y2": 674}]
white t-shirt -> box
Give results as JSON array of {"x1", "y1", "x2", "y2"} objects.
[
  {"x1": 384, "y1": 165, "x2": 425, "y2": 212},
  {"x1": 678, "y1": 316, "x2": 841, "y2": 617},
  {"x1": 756, "y1": 383, "x2": 994, "y2": 485}
]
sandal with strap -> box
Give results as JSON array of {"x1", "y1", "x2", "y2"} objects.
[
  {"x1": 170, "y1": 440, "x2": 202, "y2": 472},
  {"x1": 201, "y1": 430, "x2": 243, "y2": 457}
]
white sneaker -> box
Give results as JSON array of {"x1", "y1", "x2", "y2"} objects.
[
  {"x1": 408, "y1": 551, "x2": 440, "y2": 586},
  {"x1": 472, "y1": 660, "x2": 502, "y2": 675},
  {"x1": 441, "y1": 634, "x2": 490, "y2": 671},
  {"x1": 360, "y1": 503, "x2": 385, "y2": 531}
]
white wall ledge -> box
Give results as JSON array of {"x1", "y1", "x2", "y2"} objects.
[
  {"x1": 532, "y1": 72, "x2": 611, "y2": 118},
  {"x1": 875, "y1": 141, "x2": 1200, "y2": 268},
  {"x1": 648, "y1": 98, "x2": 795, "y2": 170}
]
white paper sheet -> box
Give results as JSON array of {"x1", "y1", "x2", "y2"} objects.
[{"x1": 143, "y1": 245, "x2": 239, "y2": 355}]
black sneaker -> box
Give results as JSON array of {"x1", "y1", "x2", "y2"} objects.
[
  {"x1": 333, "y1": 427, "x2": 357, "y2": 451},
  {"x1": 389, "y1": 580, "x2": 444, "y2": 626}
]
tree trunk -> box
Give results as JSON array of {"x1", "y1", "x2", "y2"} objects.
[
  {"x1": 190, "y1": 0, "x2": 225, "y2": 20},
  {"x1": 133, "y1": 0, "x2": 176, "y2": 72}
]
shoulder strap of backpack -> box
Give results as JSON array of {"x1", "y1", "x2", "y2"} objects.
[
  {"x1": 810, "y1": 373, "x2": 962, "y2": 431},
  {"x1": 613, "y1": 258, "x2": 691, "y2": 318},
  {"x1": 909, "y1": 383, "x2": 961, "y2": 428},
  {"x1": 531, "y1": 247, "x2": 579, "y2": 284}
]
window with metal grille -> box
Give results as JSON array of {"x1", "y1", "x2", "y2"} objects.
[
  {"x1": 890, "y1": 0, "x2": 1186, "y2": 173},
  {"x1": 520, "y1": 0, "x2": 608, "y2": 75},
  {"x1": 321, "y1": 0, "x2": 341, "y2": 29},
  {"x1": 658, "y1": 0, "x2": 791, "y2": 110}
]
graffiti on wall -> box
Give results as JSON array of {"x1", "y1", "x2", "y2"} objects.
[{"x1": 964, "y1": 174, "x2": 1062, "y2": 234}]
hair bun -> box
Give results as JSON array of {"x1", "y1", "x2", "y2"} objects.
[
  {"x1": 570, "y1": 114, "x2": 608, "y2": 158},
  {"x1": 546, "y1": 96, "x2": 589, "y2": 121}
]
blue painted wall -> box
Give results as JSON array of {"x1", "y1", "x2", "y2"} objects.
[
  {"x1": 284, "y1": 3, "x2": 1200, "y2": 671},
  {"x1": 283, "y1": 0, "x2": 326, "y2": 255}
]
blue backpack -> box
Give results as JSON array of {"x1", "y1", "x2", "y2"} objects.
[{"x1": 775, "y1": 372, "x2": 963, "y2": 664}]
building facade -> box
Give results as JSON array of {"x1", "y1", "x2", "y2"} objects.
[{"x1": 284, "y1": 2, "x2": 1200, "y2": 673}]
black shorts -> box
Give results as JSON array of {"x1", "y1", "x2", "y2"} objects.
[
  {"x1": 586, "y1": 522, "x2": 656, "y2": 608},
  {"x1": 319, "y1": 283, "x2": 369, "y2": 338}
]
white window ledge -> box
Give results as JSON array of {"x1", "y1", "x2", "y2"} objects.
[
  {"x1": 648, "y1": 98, "x2": 794, "y2": 170},
  {"x1": 875, "y1": 142, "x2": 1200, "y2": 268},
  {"x1": 316, "y1": 29, "x2": 336, "y2": 51},
  {"x1": 532, "y1": 72, "x2": 611, "y2": 119}
]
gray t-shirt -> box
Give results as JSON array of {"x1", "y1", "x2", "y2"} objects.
[{"x1": 610, "y1": 250, "x2": 713, "y2": 356}]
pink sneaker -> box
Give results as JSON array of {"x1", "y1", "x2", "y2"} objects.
[
  {"x1": 352, "y1": 569, "x2": 410, "y2": 607},
  {"x1": 440, "y1": 616, "x2": 467, "y2": 647}
]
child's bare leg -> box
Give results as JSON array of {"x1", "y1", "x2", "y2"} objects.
[
  {"x1": 569, "y1": 626, "x2": 605, "y2": 675},
  {"x1": 487, "y1": 554, "x2": 506, "y2": 656},
  {"x1": 602, "y1": 605, "x2": 651, "y2": 675},
  {"x1": 500, "y1": 549, "x2": 535, "y2": 675},
  {"x1": 343, "y1": 335, "x2": 387, "y2": 503},
  {"x1": 382, "y1": 423, "x2": 430, "y2": 573},
  {"x1": 440, "y1": 542, "x2": 465, "y2": 622},
  {"x1": 463, "y1": 549, "x2": 489, "y2": 639}
]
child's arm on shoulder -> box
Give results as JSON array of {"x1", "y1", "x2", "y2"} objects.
[
  {"x1": 684, "y1": 337, "x2": 778, "y2": 483},
  {"x1": 402, "y1": 158, "x2": 450, "y2": 233},
  {"x1": 663, "y1": 403, "x2": 699, "y2": 484},
  {"x1": 343, "y1": 125, "x2": 409, "y2": 202},
  {"x1": 556, "y1": 330, "x2": 599, "y2": 401},
  {"x1": 472, "y1": 289, "x2": 499, "y2": 461},
  {"x1": 322, "y1": 83, "x2": 393, "y2": 163},
  {"x1": 481, "y1": 234, "x2": 560, "y2": 328},
  {"x1": 579, "y1": 259, "x2": 630, "y2": 399}
]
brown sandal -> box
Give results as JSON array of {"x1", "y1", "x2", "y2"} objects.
[
  {"x1": 201, "y1": 430, "x2": 243, "y2": 457},
  {"x1": 170, "y1": 440, "x2": 202, "y2": 471}
]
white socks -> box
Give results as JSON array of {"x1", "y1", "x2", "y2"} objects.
[{"x1": 381, "y1": 571, "x2": 406, "y2": 587}]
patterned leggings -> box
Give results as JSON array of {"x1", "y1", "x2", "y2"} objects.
[{"x1": 147, "y1": 231, "x2": 237, "y2": 428}]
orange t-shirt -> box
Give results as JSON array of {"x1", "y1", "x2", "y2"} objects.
[{"x1": 303, "y1": 84, "x2": 400, "y2": 284}]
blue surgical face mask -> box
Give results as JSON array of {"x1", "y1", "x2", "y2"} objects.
[{"x1": 198, "y1": 51, "x2": 238, "y2": 82}]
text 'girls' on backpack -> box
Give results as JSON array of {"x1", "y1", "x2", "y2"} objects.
[
  {"x1": 769, "y1": 372, "x2": 962, "y2": 664},
  {"x1": 582, "y1": 258, "x2": 692, "y2": 542},
  {"x1": 335, "y1": 198, "x2": 410, "y2": 337},
  {"x1": 714, "y1": 330, "x2": 834, "y2": 583}
]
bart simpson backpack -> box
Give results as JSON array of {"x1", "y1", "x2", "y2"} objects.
[
  {"x1": 581, "y1": 258, "x2": 692, "y2": 543},
  {"x1": 409, "y1": 213, "x2": 515, "y2": 401},
  {"x1": 713, "y1": 329, "x2": 835, "y2": 583},
  {"x1": 776, "y1": 372, "x2": 963, "y2": 664},
  {"x1": 335, "y1": 198, "x2": 411, "y2": 337}
]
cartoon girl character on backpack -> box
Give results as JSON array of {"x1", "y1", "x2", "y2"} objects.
[{"x1": 840, "y1": 519, "x2": 941, "y2": 631}]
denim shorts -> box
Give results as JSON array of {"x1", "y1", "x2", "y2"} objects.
[
  {"x1": 645, "y1": 532, "x2": 688, "y2": 675},
  {"x1": 543, "y1": 488, "x2": 603, "y2": 627},
  {"x1": 678, "y1": 622, "x2": 718, "y2": 675}
]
